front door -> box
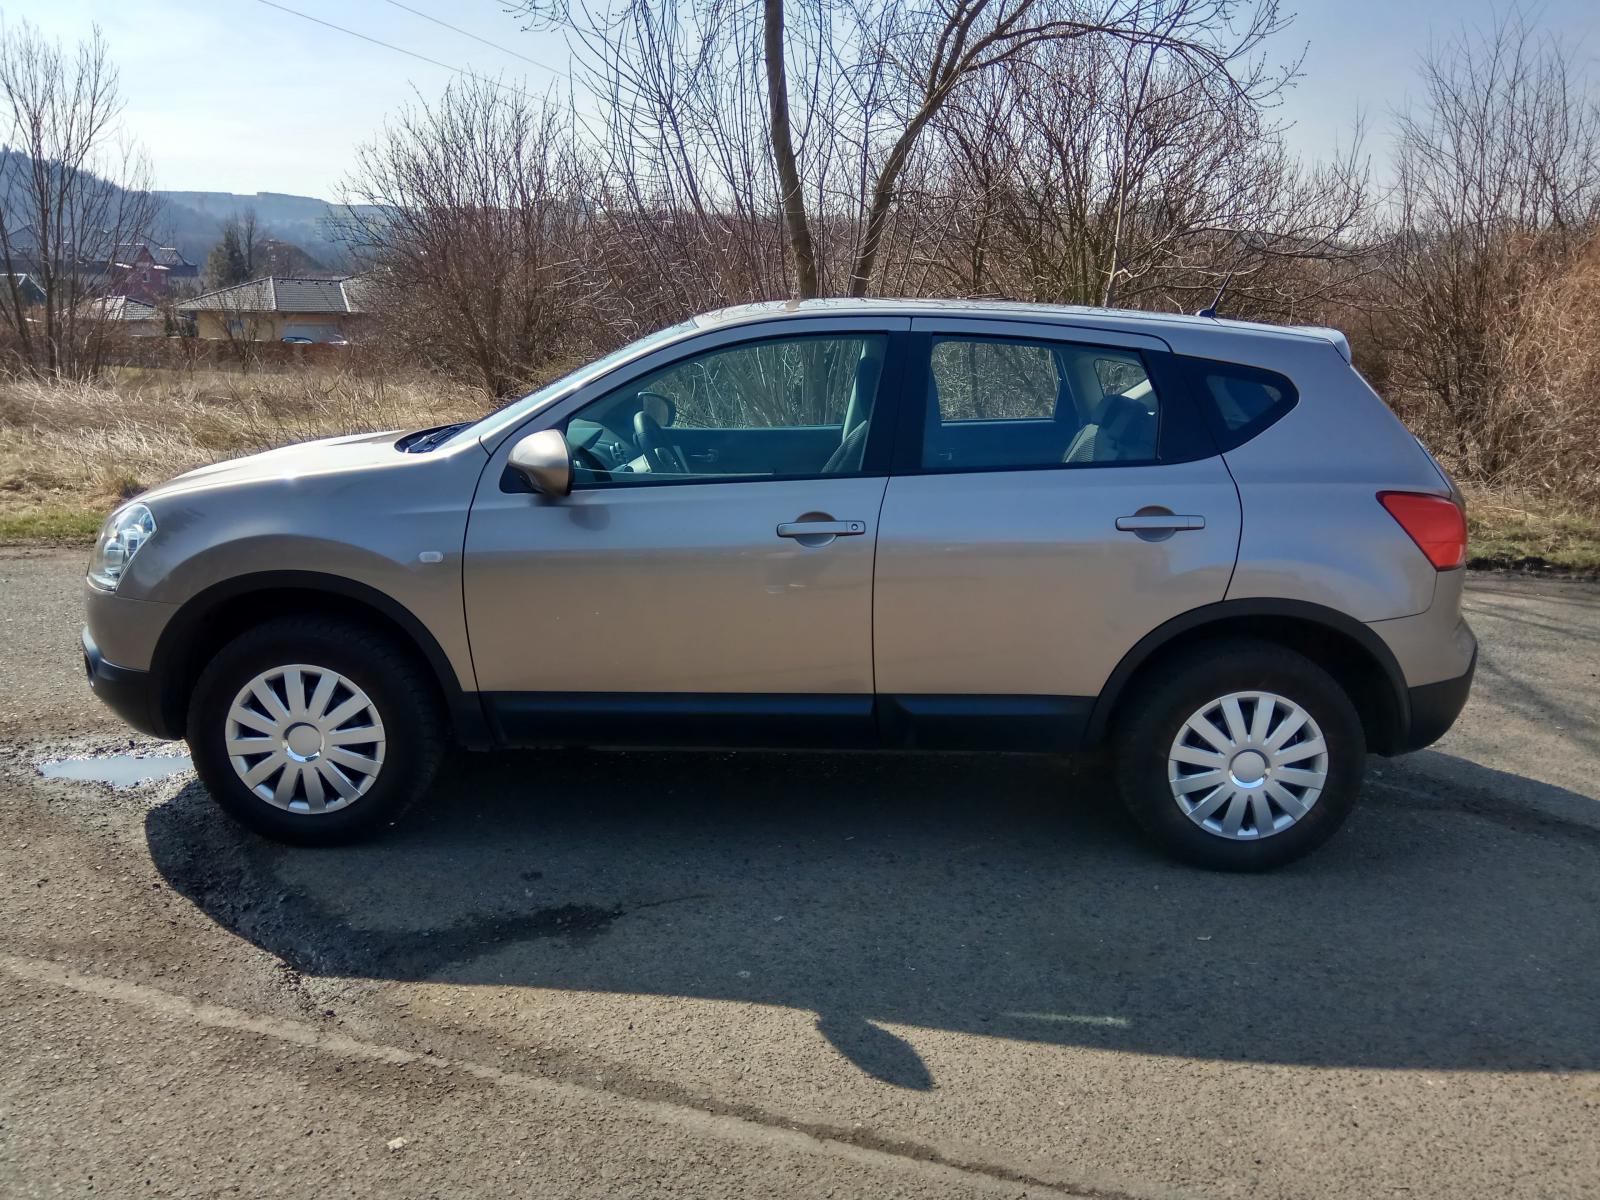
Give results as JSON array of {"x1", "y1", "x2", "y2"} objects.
[
  {"x1": 872, "y1": 318, "x2": 1242, "y2": 747},
  {"x1": 464, "y1": 324, "x2": 905, "y2": 746}
]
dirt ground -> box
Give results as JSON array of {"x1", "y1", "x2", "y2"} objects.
[{"x1": 1, "y1": 549, "x2": 1597, "y2": 1198}]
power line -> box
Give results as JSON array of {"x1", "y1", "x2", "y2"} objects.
[
  {"x1": 376, "y1": 0, "x2": 564, "y2": 75},
  {"x1": 253, "y1": 0, "x2": 548, "y2": 100}
]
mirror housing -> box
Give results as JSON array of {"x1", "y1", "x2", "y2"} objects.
[{"x1": 507, "y1": 429, "x2": 573, "y2": 497}]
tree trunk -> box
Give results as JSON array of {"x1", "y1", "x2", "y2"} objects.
[
  {"x1": 762, "y1": 0, "x2": 820, "y2": 298},
  {"x1": 848, "y1": 111, "x2": 934, "y2": 298}
]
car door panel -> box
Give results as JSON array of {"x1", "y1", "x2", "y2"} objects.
[
  {"x1": 874, "y1": 461, "x2": 1241, "y2": 697},
  {"x1": 874, "y1": 317, "x2": 1242, "y2": 702},
  {"x1": 462, "y1": 321, "x2": 909, "y2": 745},
  {"x1": 465, "y1": 476, "x2": 888, "y2": 695}
]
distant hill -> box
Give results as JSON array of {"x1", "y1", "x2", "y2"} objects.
[
  {"x1": 2, "y1": 151, "x2": 386, "y2": 276},
  {"x1": 154, "y1": 190, "x2": 386, "y2": 273}
]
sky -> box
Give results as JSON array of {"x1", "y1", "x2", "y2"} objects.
[{"x1": 7, "y1": 0, "x2": 1598, "y2": 200}]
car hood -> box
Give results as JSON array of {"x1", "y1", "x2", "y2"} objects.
[{"x1": 139, "y1": 430, "x2": 408, "y2": 502}]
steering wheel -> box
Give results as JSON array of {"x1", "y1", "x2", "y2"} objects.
[
  {"x1": 570, "y1": 443, "x2": 610, "y2": 482},
  {"x1": 637, "y1": 389, "x2": 678, "y2": 429},
  {"x1": 633, "y1": 409, "x2": 689, "y2": 474}
]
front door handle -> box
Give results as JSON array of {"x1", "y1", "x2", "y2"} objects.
[
  {"x1": 1115, "y1": 513, "x2": 1206, "y2": 532},
  {"x1": 777, "y1": 520, "x2": 867, "y2": 538}
]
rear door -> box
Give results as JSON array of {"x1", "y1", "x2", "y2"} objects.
[{"x1": 873, "y1": 318, "x2": 1242, "y2": 745}]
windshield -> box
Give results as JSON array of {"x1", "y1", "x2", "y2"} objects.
[{"x1": 438, "y1": 318, "x2": 701, "y2": 451}]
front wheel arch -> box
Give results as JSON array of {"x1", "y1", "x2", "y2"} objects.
[{"x1": 150, "y1": 572, "x2": 489, "y2": 748}]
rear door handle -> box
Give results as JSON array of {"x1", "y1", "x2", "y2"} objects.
[
  {"x1": 777, "y1": 520, "x2": 867, "y2": 538},
  {"x1": 1115, "y1": 514, "x2": 1206, "y2": 531}
]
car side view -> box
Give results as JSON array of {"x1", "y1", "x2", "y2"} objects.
[{"x1": 81, "y1": 300, "x2": 1476, "y2": 869}]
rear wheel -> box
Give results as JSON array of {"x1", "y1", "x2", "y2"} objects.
[
  {"x1": 1112, "y1": 639, "x2": 1365, "y2": 870},
  {"x1": 187, "y1": 616, "x2": 445, "y2": 844}
]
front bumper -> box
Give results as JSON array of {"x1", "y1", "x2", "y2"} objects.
[
  {"x1": 1400, "y1": 644, "x2": 1477, "y2": 753},
  {"x1": 82, "y1": 628, "x2": 167, "y2": 738}
]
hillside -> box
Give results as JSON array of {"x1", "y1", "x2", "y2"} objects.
[
  {"x1": 3, "y1": 148, "x2": 380, "y2": 273},
  {"x1": 154, "y1": 190, "x2": 384, "y2": 271}
]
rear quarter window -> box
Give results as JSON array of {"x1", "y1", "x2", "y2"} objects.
[{"x1": 1183, "y1": 357, "x2": 1299, "y2": 451}]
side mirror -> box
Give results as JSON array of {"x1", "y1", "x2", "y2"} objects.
[{"x1": 507, "y1": 429, "x2": 573, "y2": 497}]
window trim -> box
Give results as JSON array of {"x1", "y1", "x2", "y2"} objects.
[{"x1": 891, "y1": 331, "x2": 1216, "y2": 477}]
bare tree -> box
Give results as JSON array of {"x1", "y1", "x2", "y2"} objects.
[
  {"x1": 1386, "y1": 13, "x2": 1600, "y2": 482},
  {"x1": 0, "y1": 21, "x2": 157, "y2": 378},
  {"x1": 204, "y1": 207, "x2": 262, "y2": 288},
  {"x1": 344, "y1": 79, "x2": 592, "y2": 397},
  {"x1": 896, "y1": 34, "x2": 1371, "y2": 317},
  {"x1": 518, "y1": 0, "x2": 1295, "y2": 298}
]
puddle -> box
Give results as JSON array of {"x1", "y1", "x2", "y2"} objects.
[{"x1": 39, "y1": 753, "x2": 193, "y2": 789}]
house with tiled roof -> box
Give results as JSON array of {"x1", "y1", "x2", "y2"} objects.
[
  {"x1": 78, "y1": 295, "x2": 164, "y2": 338},
  {"x1": 97, "y1": 241, "x2": 199, "y2": 302},
  {"x1": 177, "y1": 276, "x2": 368, "y2": 343}
]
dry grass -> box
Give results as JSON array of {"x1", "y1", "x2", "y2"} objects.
[
  {"x1": 4, "y1": 368, "x2": 1599, "y2": 577},
  {"x1": 0, "y1": 367, "x2": 491, "y2": 543},
  {"x1": 1465, "y1": 488, "x2": 1600, "y2": 575}
]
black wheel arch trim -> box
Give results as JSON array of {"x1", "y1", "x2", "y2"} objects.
[
  {"x1": 1083, "y1": 597, "x2": 1411, "y2": 750},
  {"x1": 148, "y1": 570, "x2": 491, "y2": 748}
]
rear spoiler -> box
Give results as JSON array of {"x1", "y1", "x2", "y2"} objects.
[{"x1": 1296, "y1": 326, "x2": 1352, "y2": 362}]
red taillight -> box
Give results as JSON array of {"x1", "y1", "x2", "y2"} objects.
[{"x1": 1378, "y1": 491, "x2": 1467, "y2": 569}]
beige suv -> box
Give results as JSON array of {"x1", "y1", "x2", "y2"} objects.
[{"x1": 82, "y1": 301, "x2": 1476, "y2": 869}]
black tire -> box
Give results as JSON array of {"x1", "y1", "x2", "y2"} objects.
[
  {"x1": 186, "y1": 615, "x2": 446, "y2": 845},
  {"x1": 1112, "y1": 638, "x2": 1365, "y2": 871}
]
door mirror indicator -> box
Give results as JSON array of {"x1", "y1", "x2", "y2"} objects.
[{"x1": 508, "y1": 430, "x2": 573, "y2": 497}]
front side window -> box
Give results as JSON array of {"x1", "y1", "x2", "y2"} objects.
[
  {"x1": 561, "y1": 334, "x2": 888, "y2": 486},
  {"x1": 923, "y1": 336, "x2": 1161, "y2": 471}
]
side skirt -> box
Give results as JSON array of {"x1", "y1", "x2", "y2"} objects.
[{"x1": 482, "y1": 692, "x2": 1093, "y2": 753}]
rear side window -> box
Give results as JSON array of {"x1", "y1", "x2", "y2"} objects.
[
  {"x1": 922, "y1": 336, "x2": 1161, "y2": 471},
  {"x1": 930, "y1": 340, "x2": 1058, "y2": 420},
  {"x1": 1186, "y1": 358, "x2": 1297, "y2": 451}
]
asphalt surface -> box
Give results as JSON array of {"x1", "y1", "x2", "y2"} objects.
[{"x1": 1, "y1": 547, "x2": 1597, "y2": 1198}]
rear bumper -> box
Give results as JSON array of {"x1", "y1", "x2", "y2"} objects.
[
  {"x1": 1400, "y1": 644, "x2": 1476, "y2": 753},
  {"x1": 82, "y1": 628, "x2": 167, "y2": 738}
]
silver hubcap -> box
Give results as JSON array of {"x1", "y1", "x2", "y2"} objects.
[
  {"x1": 225, "y1": 665, "x2": 386, "y2": 814},
  {"x1": 1168, "y1": 691, "x2": 1328, "y2": 841}
]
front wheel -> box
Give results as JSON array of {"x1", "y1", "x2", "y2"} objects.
[
  {"x1": 187, "y1": 616, "x2": 445, "y2": 845},
  {"x1": 1112, "y1": 639, "x2": 1366, "y2": 870}
]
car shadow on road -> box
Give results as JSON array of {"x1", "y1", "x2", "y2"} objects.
[{"x1": 145, "y1": 747, "x2": 1600, "y2": 1088}]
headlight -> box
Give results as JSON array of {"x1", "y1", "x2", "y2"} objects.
[{"x1": 87, "y1": 503, "x2": 156, "y2": 591}]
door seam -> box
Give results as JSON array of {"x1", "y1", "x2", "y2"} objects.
[{"x1": 868, "y1": 477, "x2": 892, "y2": 697}]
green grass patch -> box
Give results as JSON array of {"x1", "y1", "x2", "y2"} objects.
[
  {"x1": 0, "y1": 506, "x2": 102, "y2": 546},
  {"x1": 1467, "y1": 496, "x2": 1600, "y2": 575}
]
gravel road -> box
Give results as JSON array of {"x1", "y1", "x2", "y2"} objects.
[{"x1": 2, "y1": 548, "x2": 1596, "y2": 1198}]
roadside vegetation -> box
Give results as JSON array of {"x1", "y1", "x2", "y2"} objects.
[
  {"x1": 0, "y1": 368, "x2": 488, "y2": 543},
  {"x1": 3, "y1": 365, "x2": 1596, "y2": 575},
  {"x1": 1466, "y1": 494, "x2": 1600, "y2": 576}
]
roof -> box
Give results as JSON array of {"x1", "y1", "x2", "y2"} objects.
[
  {"x1": 80, "y1": 295, "x2": 160, "y2": 322},
  {"x1": 690, "y1": 299, "x2": 1352, "y2": 363},
  {"x1": 114, "y1": 240, "x2": 193, "y2": 268},
  {"x1": 3, "y1": 274, "x2": 46, "y2": 304},
  {"x1": 178, "y1": 276, "x2": 366, "y2": 315},
  {"x1": 149, "y1": 245, "x2": 192, "y2": 268}
]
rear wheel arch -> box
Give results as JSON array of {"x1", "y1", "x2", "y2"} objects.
[
  {"x1": 150, "y1": 572, "x2": 488, "y2": 747},
  {"x1": 1088, "y1": 600, "x2": 1408, "y2": 754}
]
